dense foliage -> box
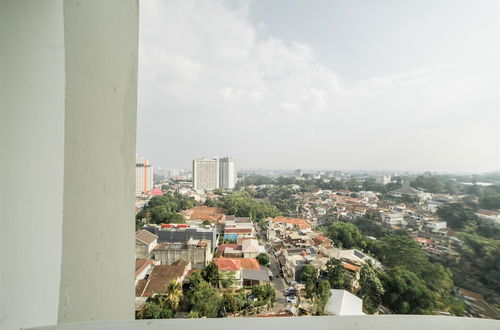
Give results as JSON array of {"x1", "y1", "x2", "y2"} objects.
[
  {"x1": 256, "y1": 253, "x2": 270, "y2": 266},
  {"x1": 381, "y1": 267, "x2": 436, "y2": 314},
  {"x1": 322, "y1": 258, "x2": 347, "y2": 289},
  {"x1": 359, "y1": 261, "x2": 385, "y2": 313},
  {"x1": 324, "y1": 222, "x2": 366, "y2": 249},
  {"x1": 214, "y1": 191, "x2": 280, "y2": 219},
  {"x1": 301, "y1": 264, "x2": 318, "y2": 298},
  {"x1": 136, "y1": 192, "x2": 197, "y2": 225},
  {"x1": 436, "y1": 204, "x2": 479, "y2": 230}
]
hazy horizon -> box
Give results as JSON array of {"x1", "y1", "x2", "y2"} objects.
[{"x1": 137, "y1": 0, "x2": 499, "y2": 173}]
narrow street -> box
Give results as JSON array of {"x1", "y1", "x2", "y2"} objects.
[{"x1": 258, "y1": 223, "x2": 288, "y2": 312}]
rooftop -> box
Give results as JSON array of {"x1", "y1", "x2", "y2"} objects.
[{"x1": 135, "y1": 229, "x2": 158, "y2": 245}]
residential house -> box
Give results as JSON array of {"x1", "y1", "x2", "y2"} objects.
[
  {"x1": 216, "y1": 244, "x2": 243, "y2": 258},
  {"x1": 414, "y1": 237, "x2": 436, "y2": 248},
  {"x1": 271, "y1": 216, "x2": 312, "y2": 231},
  {"x1": 135, "y1": 258, "x2": 157, "y2": 284},
  {"x1": 390, "y1": 184, "x2": 431, "y2": 201},
  {"x1": 213, "y1": 257, "x2": 262, "y2": 288},
  {"x1": 381, "y1": 212, "x2": 406, "y2": 227},
  {"x1": 241, "y1": 239, "x2": 260, "y2": 258},
  {"x1": 135, "y1": 259, "x2": 191, "y2": 298},
  {"x1": 135, "y1": 229, "x2": 158, "y2": 258},
  {"x1": 475, "y1": 209, "x2": 500, "y2": 223}
]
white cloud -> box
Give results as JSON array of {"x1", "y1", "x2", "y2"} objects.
[{"x1": 138, "y1": 0, "x2": 499, "y2": 172}]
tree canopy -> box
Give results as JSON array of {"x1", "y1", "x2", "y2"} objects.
[
  {"x1": 136, "y1": 192, "x2": 197, "y2": 224},
  {"x1": 324, "y1": 222, "x2": 366, "y2": 249},
  {"x1": 256, "y1": 253, "x2": 270, "y2": 266}
]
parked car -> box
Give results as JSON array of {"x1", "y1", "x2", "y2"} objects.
[
  {"x1": 286, "y1": 296, "x2": 298, "y2": 304},
  {"x1": 284, "y1": 288, "x2": 297, "y2": 296}
]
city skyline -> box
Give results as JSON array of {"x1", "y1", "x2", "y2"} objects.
[{"x1": 137, "y1": 0, "x2": 499, "y2": 173}]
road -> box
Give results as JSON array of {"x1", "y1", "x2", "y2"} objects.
[{"x1": 259, "y1": 224, "x2": 288, "y2": 312}]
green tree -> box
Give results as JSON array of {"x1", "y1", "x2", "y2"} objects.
[
  {"x1": 374, "y1": 235, "x2": 429, "y2": 275},
  {"x1": 138, "y1": 300, "x2": 175, "y2": 319},
  {"x1": 325, "y1": 222, "x2": 365, "y2": 249},
  {"x1": 314, "y1": 280, "x2": 332, "y2": 315},
  {"x1": 251, "y1": 284, "x2": 276, "y2": 305},
  {"x1": 218, "y1": 191, "x2": 280, "y2": 220},
  {"x1": 222, "y1": 292, "x2": 242, "y2": 314},
  {"x1": 136, "y1": 192, "x2": 197, "y2": 224},
  {"x1": 256, "y1": 253, "x2": 270, "y2": 266},
  {"x1": 480, "y1": 194, "x2": 500, "y2": 210},
  {"x1": 163, "y1": 280, "x2": 183, "y2": 311},
  {"x1": 301, "y1": 264, "x2": 318, "y2": 298},
  {"x1": 381, "y1": 267, "x2": 437, "y2": 314},
  {"x1": 204, "y1": 198, "x2": 218, "y2": 207},
  {"x1": 220, "y1": 271, "x2": 236, "y2": 289},
  {"x1": 436, "y1": 203, "x2": 478, "y2": 230},
  {"x1": 188, "y1": 281, "x2": 221, "y2": 318},
  {"x1": 322, "y1": 258, "x2": 346, "y2": 289},
  {"x1": 201, "y1": 262, "x2": 220, "y2": 287},
  {"x1": 359, "y1": 261, "x2": 384, "y2": 314}
]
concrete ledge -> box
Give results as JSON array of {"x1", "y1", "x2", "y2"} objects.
[{"x1": 28, "y1": 315, "x2": 499, "y2": 330}]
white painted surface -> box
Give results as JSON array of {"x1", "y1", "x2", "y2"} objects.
[
  {"x1": 326, "y1": 289, "x2": 365, "y2": 316},
  {"x1": 1, "y1": 1, "x2": 139, "y2": 328},
  {"x1": 26, "y1": 316, "x2": 500, "y2": 330},
  {"x1": 58, "y1": 0, "x2": 138, "y2": 323},
  {"x1": 0, "y1": 1, "x2": 65, "y2": 329}
]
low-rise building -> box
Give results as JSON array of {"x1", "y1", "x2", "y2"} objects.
[
  {"x1": 382, "y1": 212, "x2": 406, "y2": 226},
  {"x1": 154, "y1": 238, "x2": 212, "y2": 269},
  {"x1": 143, "y1": 224, "x2": 218, "y2": 249},
  {"x1": 135, "y1": 258, "x2": 157, "y2": 284},
  {"x1": 135, "y1": 259, "x2": 191, "y2": 297},
  {"x1": 213, "y1": 257, "x2": 261, "y2": 288},
  {"x1": 475, "y1": 209, "x2": 500, "y2": 223},
  {"x1": 135, "y1": 229, "x2": 158, "y2": 258},
  {"x1": 241, "y1": 239, "x2": 260, "y2": 258}
]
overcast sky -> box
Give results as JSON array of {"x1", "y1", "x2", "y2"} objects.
[{"x1": 137, "y1": 0, "x2": 499, "y2": 173}]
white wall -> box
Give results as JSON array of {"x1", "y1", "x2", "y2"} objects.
[
  {"x1": 58, "y1": 0, "x2": 138, "y2": 323},
  {"x1": 0, "y1": 1, "x2": 66, "y2": 329},
  {"x1": 0, "y1": 1, "x2": 139, "y2": 328}
]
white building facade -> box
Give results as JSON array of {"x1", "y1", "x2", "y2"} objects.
[
  {"x1": 193, "y1": 157, "x2": 220, "y2": 190},
  {"x1": 219, "y1": 156, "x2": 236, "y2": 189},
  {"x1": 193, "y1": 156, "x2": 237, "y2": 191}
]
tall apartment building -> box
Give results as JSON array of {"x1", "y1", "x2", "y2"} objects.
[
  {"x1": 219, "y1": 157, "x2": 236, "y2": 189},
  {"x1": 193, "y1": 156, "x2": 236, "y2": 190},
  {"x1": 193, "y1": 157, "x2": 219, "y2": 190},
  {"x1": 136, "y1": 155, "x2": 154, "y2": 196}
]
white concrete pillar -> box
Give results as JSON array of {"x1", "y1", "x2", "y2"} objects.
[{"x1": 0, "y1": 1, "x2": 138, "y2": 328}]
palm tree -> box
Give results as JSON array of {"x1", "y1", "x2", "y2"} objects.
[{"x1": 163, "y1": 280, "x2": 183, "y2": 310}]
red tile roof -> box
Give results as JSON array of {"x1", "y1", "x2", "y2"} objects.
[
  {"x1": 135, "y1": 258, "x2": 155, "y2": 277},
  {"x1": 342, "y1": 262, "x2": 361, "y2": 273},
  {"x1": 150, "y1": 188, "x2": 163, "y2": 196},
  {"x1": 272, "y1": 217, "x2": 311, "y2": 229},
  {"x1": 213, "y1": 258, "x2": 260, "y2": 271}
]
